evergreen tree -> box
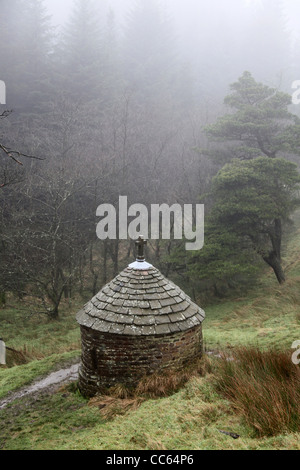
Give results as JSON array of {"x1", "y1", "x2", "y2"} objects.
[
  {"x1": 20, "y1": 0, "x2": 53, "y2": 74},
  {"x1": 122, "y1": 0, "x2": 178, "y2": 101},
  {"x1": 189, "y1": 73, "x2": 300, "y2": 290},
  {"x1": 201, "y1": 157, "x2": 300, "y2": 285},
  {"x1": 241, "y1": 0, "x2": 291, "y2": 86},
  {"x1": 55, "y1": 0, "x2": 109, "y2": 103},
  {"x1": 176, "y1": 157, "x2": 300, "y2": 296},
  {"x1": 62, "y1": 0, "x2": 102, "y2": 67},
  {"x1": 0, "y1": 0, "x2": 54, "y2": 113},
  {"x1": 191, "y1": 0, "x2": 249, "y2": 102},
  {"x1": 0, "y1": 1, "x2": 25, "y2": 107},
  {"x1": 205, "y1": 71, "x2": 300, "y2": 163}
]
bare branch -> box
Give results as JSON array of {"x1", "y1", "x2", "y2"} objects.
[
  {"x1": 0, "y1": 110, "x2": 44, "y2": 165},
  {"x1": 0, "y1": 110, "x2": 12, "y2": 119},
  {"x1": 0, "y1": 144, "x2": 44, "y2": 164}
]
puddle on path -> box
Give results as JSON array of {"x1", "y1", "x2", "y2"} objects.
[{"x1": 0, "y1": 364, "x2": 79, "y2": 410}]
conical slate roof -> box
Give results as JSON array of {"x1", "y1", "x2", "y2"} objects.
[{"x1": 76, "y1": 261, "x2": 205, "y2": 337}]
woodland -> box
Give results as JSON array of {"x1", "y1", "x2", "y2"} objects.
[{"x1": 1, "y1": 0, "x2": 300, "y2": 317}]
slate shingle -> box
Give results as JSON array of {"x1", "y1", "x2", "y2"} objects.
[{"x1": 76, "y1": 264, "x2": 205, "y2": 336}]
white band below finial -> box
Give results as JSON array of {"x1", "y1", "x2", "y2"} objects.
[{"x1": 128, "y1": 260, "x2": 153, "y2": 270}]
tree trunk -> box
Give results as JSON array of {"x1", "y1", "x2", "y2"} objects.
[
  {"x1": 92, "y1": 273, "x2": 99, "y2": 297},
  {"x1": 102, "y1": 241, "x2": 108, "y2": 286},
  {"x1": 263, "y1": 250, "x2": 286, "y2": 284},
  {"x1": 262, "y1": 218, "x2": 285, "y2": 284},
  {"x1": 0, "y1": 292, "x2": 6, "y2": 306},
  {"x1": 272, "y1": 218, "x2": 282, "y2": 259},
  {"x1": 49, "y1": 305, "x2": 59, "y2": 320}
]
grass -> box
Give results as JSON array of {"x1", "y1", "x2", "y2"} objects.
[
  {"x1": 0, "y1": 219, "x2": 300, "y2": 450},
  {"x1": 1, "y1": 370, "x2": 299, "y2": 451},
  {"x1": 203, "y1": 220, "x2": 300, "y2": 352},
  {"x1": 0, "y1": 302, "x2": 81, "y2": 363},
  {"x1": 214, "y1": 348, "x2": 300, "y2": 437},
  {"x1": 0, "y1": 301, "x2": 81, "y2": 398},
  {"x1": 204, "y1": 289, "x2": 300, "y2": 352},
  {"x1": 0, "y1": 351, "x2": 79, "y2": 400}
]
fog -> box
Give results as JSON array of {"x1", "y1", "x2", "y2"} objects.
[
  {"x1": 47, "y1": 0, "x2": 300, "y2": 30},
  {"x1": 44, "y1": 0, "x2": 300, "y2": 93},
  {"x1": 1, "y1": 0, "x2": 300, "y2": 312}
]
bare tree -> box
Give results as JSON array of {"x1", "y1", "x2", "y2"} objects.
[{"x1": 0, "y1": 110, "x2": 43, "y2": 188}]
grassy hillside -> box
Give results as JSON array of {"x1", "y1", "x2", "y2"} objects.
[{"x1": 0, "y1": 218, "x2": 300, "y2": 450}]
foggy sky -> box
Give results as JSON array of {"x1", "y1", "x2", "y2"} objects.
[{"x1": 46, "y1": 0, "x2": 300, "y2": 36}]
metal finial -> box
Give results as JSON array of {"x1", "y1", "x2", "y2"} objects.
[{"x1": 135, "y1": 236, "x2": 147, "y2": 262}]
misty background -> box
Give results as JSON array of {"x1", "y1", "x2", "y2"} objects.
[{"x1": 1, "y1": 0, "x2": 300, "y2": 316}]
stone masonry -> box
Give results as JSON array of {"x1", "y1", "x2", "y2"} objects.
[{"x1": 76, "y1": 259, "x2": 205, "y2": 397}]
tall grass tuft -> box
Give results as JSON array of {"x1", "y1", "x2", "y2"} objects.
[
  {"x1": 136, "y1": 357, "x2": 212, "y2": 398},
  {"x1": 88, "y1": 357, "x2": 213, "y2": 419},
  {"x1": 215, "y1": 347, "x2": 300, "y2": 437}
]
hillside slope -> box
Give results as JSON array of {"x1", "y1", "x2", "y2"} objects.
[{"x1": 0, "y1": 217, "x2": 300, "y2": 450}]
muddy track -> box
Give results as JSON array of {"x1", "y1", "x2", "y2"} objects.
[{"x1": 0, "y1": 363, "x2": 80, "y2": 410}]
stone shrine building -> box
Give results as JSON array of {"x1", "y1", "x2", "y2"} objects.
[{"x1": 76, "y1": 237, "x2": 205, "y2": 397}]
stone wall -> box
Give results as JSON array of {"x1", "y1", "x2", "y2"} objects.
[{"x1": 78, "y1": 325, "x2": 203, "y2": 397}]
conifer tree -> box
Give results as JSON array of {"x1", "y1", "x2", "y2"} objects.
[
  {"x1": 205, "y1": 71, "x2": 300, "y2": 163},
  {"x1": 0, "y1": 0, "x2": 54, "y2": 113},
  {"x1": 196, "y1": 73, "x2": 300, "y2": 287},
  {"x1": 122, "y1": 0, "x2": 178, "y2": 101},
  {"x1": 241, "y1": 0, "x2": 291, "y2": 86},
  {"x1": 56, "y1": 0, "x2": 107, "y2": 103}
]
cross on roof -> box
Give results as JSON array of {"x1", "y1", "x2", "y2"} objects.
[{"x1": 136, "y1": 236, "x2": 147, "y2": 261}]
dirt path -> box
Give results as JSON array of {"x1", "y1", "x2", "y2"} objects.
[
  {"x1": 0, "y1": 363, "x2": 80, "y2": 410},
  {"x1": 0, "y1": 351, "x2": 227, "y2": 410}
]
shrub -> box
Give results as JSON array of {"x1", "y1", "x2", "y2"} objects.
[{"x1": 214, "y1": 347, "x2": 300, "y2": 437}]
